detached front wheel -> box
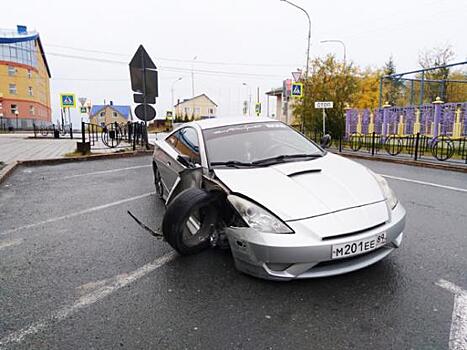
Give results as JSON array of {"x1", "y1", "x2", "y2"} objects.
[{"x1": 162, "y1": 188, "x2": 220, "y2": 255}]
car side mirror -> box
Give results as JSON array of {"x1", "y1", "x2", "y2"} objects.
[
  {"x1": 177, "y1": 154, "x2": 198, "y2": 168},
  {"x1": 320, "y1": 134, "x2": 332, "y2": 149}
]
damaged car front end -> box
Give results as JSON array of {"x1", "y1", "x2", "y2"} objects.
[{"x1": 154, "y1": 119, "x2": 406, "y2": 281}]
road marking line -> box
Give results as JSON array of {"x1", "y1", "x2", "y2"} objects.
[
  {"x1": 0, "y1": 192, "x2": 155, "y2": 237},
  {"x1": 62, "y1": 165, "x2": 151, "y2": 179},
  {"x1": 0, "y1": 251, "x2": 177, "y2": 348},
  {"x1": 0, "y1": 238, "x2": 23, "y2": 250},
  {"x1": 436, "y1": 279, "x2": 467, "y2": 350},
  {"x1": 381, "y1": 174, "x2": 467, "y2": 193}
]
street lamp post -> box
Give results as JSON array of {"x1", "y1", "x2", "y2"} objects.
[
  {"x1": 280, "y1": 0, "x2": 311, "y2": 79},
  {"x1": 280, "y1": 0, "x2": 311, "y2": 131},
  {"x1": 191, "y1": 56, "x2": 197, "y2": 97},
  {"x1": 242, "y1": 83, "x2": 252, "y2": 117},
  {"x1": 171, "y1": 77, "x2": 183, "y2": 114},
  {"x1": 320, "y1": 39, "x2": 346, "y2": 66}
]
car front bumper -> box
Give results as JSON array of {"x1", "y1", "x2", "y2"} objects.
[{"x1": 225, "y1": 203, "x2": 406, "y2": 281}]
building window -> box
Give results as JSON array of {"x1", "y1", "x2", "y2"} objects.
[
  {"x1": 8, "y1": 65, "x2": 16, "y2": 76},
  {"x1": 9, "y1": 84, "x2": 17, "y2": 95},
  {"x1": 28, "y1": 86, "x2": 33, "y2": 96},
  {"x1": 184, "y1": 107, "x2": 191, "y2": 115},
  {"x1": 30, "y1": 105, "x2": 35, "y2": 116},
  {"x1": 113, "y1": 112, "x2": 118, "y2": 118},
  {"x1": 209, "y1": 108, "x2": 214, "y2": 114},
  {"x1": 10, "y1": 104, "x2": 18, "y2": 115},
  {"x1": 195, "y1": 107, "x2": 200, "y2": 114},
  {"x1": 100, "y1": 112, "x2": 105, "y2": 117},
  {"x1": 27, "y1": 69, "x2": 32, "y2": 78}
]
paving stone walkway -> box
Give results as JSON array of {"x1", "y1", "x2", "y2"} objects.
[{"x1": 0, "y1": 135, "x2": 77, "y2": 164}]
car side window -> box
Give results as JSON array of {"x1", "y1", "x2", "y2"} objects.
[{"x1": 166, "y1": 127, "x2": 201, "y2": 164}]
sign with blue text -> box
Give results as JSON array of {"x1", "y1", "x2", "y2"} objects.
[{"x1": 291, "y1": 82, "x2": 303, "y2": 98}]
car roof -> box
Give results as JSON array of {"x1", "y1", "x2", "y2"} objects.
[{"x1": 190, "y1": 117, "x2": 278, "y2": 130}]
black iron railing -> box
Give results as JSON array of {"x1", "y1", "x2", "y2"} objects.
[
  {"x1": 303, "y1": 129, "x2": 467, "y2": 165},
  {"x1": 80, "y1": 121, "x2": 148, "y2": 150}
]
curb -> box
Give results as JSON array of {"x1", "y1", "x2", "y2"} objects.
[
  {"x1": 332, "y1": 151, "x2": 467, "y2": 173},
  {"x1": 0, "y1": 162, "x2": 19, "y2": 185},
  {"x1": 0, "y1": 150, "x2": 153, "y2": 184}
]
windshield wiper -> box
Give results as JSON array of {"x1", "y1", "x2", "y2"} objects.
[
  {"x1": 210, "y1": 160, "x2": 255, "y2": 168},
  {"x1": 252, "y1": 153, "x2": 322, "y2": 166}
]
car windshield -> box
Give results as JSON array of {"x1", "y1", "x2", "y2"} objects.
[{"x1": 203, "y1": 122, "x2": 323, "y2": 167}]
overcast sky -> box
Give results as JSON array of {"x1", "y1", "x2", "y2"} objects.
[{"x1": 2, "y1": 0, "x2": 466, "y2": 125}]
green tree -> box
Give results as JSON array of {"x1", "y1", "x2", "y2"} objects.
[
  {"x1": 446, "y1": 70, "x2": 467, "y2": 102},
  {"x1": 354, "y1": 68, "x2": 382, "y2": 110},
  {"x1": 382, "y1": 56, "x2": 404, "y2": 105},
  {"x1": 294, "y1": 54, "x2": 358, "y2": 137},
  {"x1": 418, "y1": 46, "x2": 455, "y2": 102}
]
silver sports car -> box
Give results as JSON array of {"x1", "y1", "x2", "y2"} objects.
[{"x1": 153, "y1": 118, "x2": 406, "y2": 281}]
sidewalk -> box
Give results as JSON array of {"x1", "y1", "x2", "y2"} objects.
[
  {"x1": 0, "y1": 134, "x2": 77, "y2": 164},
  {"x1": 0, "y1": 133, "x2": 150, "y2": 165}
]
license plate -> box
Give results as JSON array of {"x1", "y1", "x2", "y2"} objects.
[{"x1": 331, "y1": 232, "x2": 387, "y2": 259}]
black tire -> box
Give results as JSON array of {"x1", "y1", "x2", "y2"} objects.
[
  {"x1": 152, "y1": 162, "x2": 164, "y2": 199},
  {"x1": 162, "y1": 188, "x2": 219, "y2": 255}
]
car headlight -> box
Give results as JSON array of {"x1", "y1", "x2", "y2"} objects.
[
  {"x1": 227, "y1": 195, "x2": 293, "y2": 234},
  {"x1": 369, "y1": 171, "x2": 398, "y2": 209}
]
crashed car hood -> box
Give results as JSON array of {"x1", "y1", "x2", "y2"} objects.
[{"x1": 213, "y1": 153, "x2": 385, "y2": 221}]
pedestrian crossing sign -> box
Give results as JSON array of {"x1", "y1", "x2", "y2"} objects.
[
  {"x1": 291, "y1": 83, "x2": 303, "y2": 98},
  {"x1": 60, "y1": 93, "x2": 76, "y2": 108}
]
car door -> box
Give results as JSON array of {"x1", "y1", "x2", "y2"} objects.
[{"x1": 156, "y1": 127, "x2": 202, "y2": 195}]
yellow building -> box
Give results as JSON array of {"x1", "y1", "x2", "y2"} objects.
[
  {"x1": 89, "y1": 103, "x2": 132, "y2": 126},
  {"x1": 174, "y1": 94, "x2": 217, "y2": 120},
  {"x1": 0, "y1": 25, "x2": 51, "y2": 129}
]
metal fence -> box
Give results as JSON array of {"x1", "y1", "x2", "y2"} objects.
[
  {"x1": 31, "y1": 123, "x2": 74, "y2": 139},
  {"x1": 81, "y1": 121, "x2": 148, "y2": 151},
  {"x1": 303, "y1": 130, "x2": 467, "y2": 165}
]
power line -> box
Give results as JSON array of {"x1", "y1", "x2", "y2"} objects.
[
  {"x1": 46, "y1": 52, "x2": 286, "y2": 79},
  {"x1": 44, "y1": 43, "x2": 300, "y2": 68}
]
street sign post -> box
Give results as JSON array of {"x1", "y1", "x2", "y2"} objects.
[
  {"x1": 255, "y1": 103, "x2": 261, "y2": 116},
  {"x1": 129, "y1": 45, "x2": 158, "y2": 149},
  {"x1": 292, "y1": 71, "x2": 302, "y2": 82},
  {"x1": 78, "y1": 97, "x2": 87, "y2": 107},
  {"x1": 291, "y1": 82, "x2": 303, "y2": 98},
  {"x1": 60, "y1": 93, "x2": 76, "y2": 108},
  {"x1": 314, "y1": 101, "x2": 333, "y2": 134},
  {"x1": 134, "y1": 104, "x2": 156, "y2": 121},
  {"x1": 129, "y1": 45, "x2": 158, "y2": 123}
]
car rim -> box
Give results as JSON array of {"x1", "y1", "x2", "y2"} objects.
[
  {"x1": 155, "y1": 170, "x2": 163, "y2": 198},
  {"x1": 182, "y1": 207, "x2": 215, "y2": 248}
]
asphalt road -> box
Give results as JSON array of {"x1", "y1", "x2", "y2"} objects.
[{"x1": 0, "y1": 155, "x2": 466, "y2": 349}]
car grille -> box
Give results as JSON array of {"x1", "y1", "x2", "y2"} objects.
[{"x1": 321, "y1": 222, "x2": 386, "y2": 241}]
